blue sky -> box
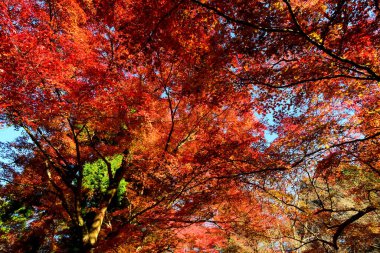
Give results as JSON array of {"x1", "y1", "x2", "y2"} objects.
[
  {"x1": 0, "y1": 127, "x2": 21, "y2": 164},
  {"x1": 0, "y1": 127, "x2": 20, "y2": 143}
]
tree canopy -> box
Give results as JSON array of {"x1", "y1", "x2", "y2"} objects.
[{"x1": 0, "y1": 0, "x2": 379, "y2": 252}]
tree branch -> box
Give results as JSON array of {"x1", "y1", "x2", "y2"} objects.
[
  {"x1": 332, "y1": 206, "x2": 376, "y2": 249},
  {"x1": 282, "y1": 0, "x2": 380, "y2": 81},
  {"x1": 191, "y1": 0, "x2": 297, "y2": 33}
]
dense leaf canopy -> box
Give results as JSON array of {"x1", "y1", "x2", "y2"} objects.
[{"x1": 0, "y1": 0, "x2": 379, "y2": 252}]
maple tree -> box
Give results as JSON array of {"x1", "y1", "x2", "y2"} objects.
[{"x1": 0, "y1": 0, "x2": 379, "y2": 252}]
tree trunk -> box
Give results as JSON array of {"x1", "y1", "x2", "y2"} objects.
[
  {"x1": 82, "y1": 188, "x2": 117, "y2": 250},
  {"x1": 82, "y1": 152, "x2": 131, "y2": 251}
]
